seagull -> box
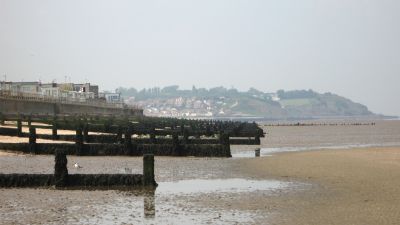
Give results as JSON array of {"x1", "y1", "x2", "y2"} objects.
[{"x1": 74, "y1": 163, "x2": 82, "y2": 169}]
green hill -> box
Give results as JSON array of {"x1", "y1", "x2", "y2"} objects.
[{"x1": 117, "y1": 86, "x2": 376, "y2": 119}]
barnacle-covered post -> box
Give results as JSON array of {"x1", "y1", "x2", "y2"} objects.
[
  {"x1": 255, "y1": 135, "x2": 261, "y2": 145},
  {"x1": 52, "y1": 116, "x2": 58, "y2": 140},
  {"x1": 0, "y1": 112, "x2": 4, "y2": 125},
  {"x1": 29, "y1": 126, "x2": 37, "y2": 153},
  {"x1": 124, "y1": 125, "x2": 132, "y2": 155},
  {"x1": 143, "y1": 154, "x2": 156, "y2": 186},
  {"x1": 172, "y1": 132, "x2": 180, "y2": 156},
  {"x1": 75, "y1": 126, "x2": 84, "y2": 156},
  {"x1": 116, "y1": 125, "x2": 123, "y2": 144},
  {"x1": 219, "y1": 131, "x2": 231, "y2": 157},
  {"x1": 17, "y1": 118, "x2": 22, "y2": 137},
  {"x1": 54, "y1": 150, "x2": 68, "y2": 188},
  {"x1": 27, "y1": 115, "x2": 32, "y2": 127},
  {"x1": 83, "y1": 123, "x2": 89, "y2": 143},
  {"x1": 182, "y1": 129, "x2": 189, "y2": 144},
  {"x1": 149, "y1": 128, "x2": 156, "y2": 144}
]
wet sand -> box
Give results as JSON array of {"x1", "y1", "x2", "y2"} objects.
[
  {"x1": 0, "y1": 135, "x2": 72, "y2": 144},
  {"x1": 3, "y1": 147, "x2": 400, "y2": 224},
  {"x1": 0, "y1": 153, "x2": 298, "y2": 224},
  {"x1": 239, "y1": 147, "x2": 400, "y2": 225}
]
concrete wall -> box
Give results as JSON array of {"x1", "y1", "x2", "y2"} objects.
[{"x1": 0, "y1": 98, "x2": 143, "y2": 116}]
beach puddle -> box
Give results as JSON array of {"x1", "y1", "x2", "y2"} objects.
[
  {"x1": 232, "y1": 143, "x2": 400, "y2": 158},
  {"x1": 157, "y1": 178, "x2": 290, "y2": 195}
]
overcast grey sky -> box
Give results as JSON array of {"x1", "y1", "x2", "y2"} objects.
[{"x1": 0, "y1": 0, "x2": 399, "y2": 115}]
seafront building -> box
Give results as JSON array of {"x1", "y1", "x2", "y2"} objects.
[{"x1": 0, "y1": 81, "x2": 120, "y2": 103}]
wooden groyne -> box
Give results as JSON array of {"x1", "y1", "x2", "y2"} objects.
[
  {"x1": 0, "y1": 143, "x2": 231, "y2": 157},
  {"x1": 0, "y1": 114, "x2": 264, "y2": 157},
  {"x1": 0, "y1": 150, "x2": 156, "y2": 188}
]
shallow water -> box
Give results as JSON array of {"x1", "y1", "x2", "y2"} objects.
[
  {"x1": 232, "y1": 143, "x2": 400, "y2": 158},
  {"x1": 261, "y1": 120, "x2": 400, "y2": 149},
  {"x1": 0, "y1": 178, "x2": 300, "y2": 225},
  {"x1": 157, "y1": 178, "x2": 291, "y2": 195},
  {"x1": 0, "y1": 152, "x2": 304, "y2": 225},
  {"x1": 232, "y1": 120, "x2": 400, "y2": 157}
]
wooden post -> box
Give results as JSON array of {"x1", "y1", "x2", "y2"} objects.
[
  {"x1": 219, "y1": 132, "x2": 231, "y2": 157},
  {"x1": 124, "y1": 126, "x2": 132, "y2": 155},
  {"x1": 255, "y1": 135, "x2": 261, "y2": 145},
  {"x1": 0, "y1": 113, "x2": 4, "y2": 125},
  {"x1": 116, "y1": 126, "x2": 123, "y2": 144},
  {"x1": 29, "y1": 126, "x2": 36, "y2": 153},
  {"x1": 54, "y1": 150, "x2": 68, "y2": 188},
  {"x1": 172, "y1": 133, "x2": 180, "y2": 156},
  {"x1": 149, "y1": 130, "x2": 156, "y2": 144},
  {"x1": 27, "y1": 115, "x2": 32, "y2": 127},
  {"x1": 52, "y1": 117, "x2": 58, "y2": 140},
  {"x1": 17, "y1": 118, "x2": 22, "y2": 137},
  {"x1": 75, "y1": 127, "x2": 84, "y2": 156},
  {"x1": 183, "y1": 129, "x2": 189, "y2": 144},
  {"x1": 219, "y1": 132, "x2": 229, "y2": 145},
  {"x1": 83, "y1": 123, "x2": 89, "y2": 143},
  {"x1": 143, "y1": 154, "x2": 156, "y2": 186}
]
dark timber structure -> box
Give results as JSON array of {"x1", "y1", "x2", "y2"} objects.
[
  {"x1": 0, "y1": 113, "x2": 264, "y2": 157},
  {"x1": 0, "y1": 92, "x2": 263, "y2": 190},
  {"x1": 0, "y1": 150, "x2": 156, "y2": 188}
]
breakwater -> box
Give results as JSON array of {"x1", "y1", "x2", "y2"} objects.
[
  {"x1": 0, "y1": 114, "x2": 264, "y2": 157},
  {"x1": 0, "y1": 150, "x2": 156, "y2": 188}
]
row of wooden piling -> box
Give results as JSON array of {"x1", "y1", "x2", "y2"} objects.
[
  {"x1": 0, "y1": 150, "x2": 156, "y2": 188},
  {"x1": 1, "y1": 113, "x2": 264, "y2": 138},
  {"x1": 0, "y1": 113, "x2": 264, "y2": 157},
  {"x1": 11, "y1": 125, "x2": 231, "y2": 157}
]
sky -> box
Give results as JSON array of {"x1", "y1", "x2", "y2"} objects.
[{"x1": 0, "y1": 0, "x2": 399, "y2": 116}]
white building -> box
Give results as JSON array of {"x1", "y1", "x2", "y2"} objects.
[{"x1": 99, "y1": 92, "x2": 121, "y2": 103}]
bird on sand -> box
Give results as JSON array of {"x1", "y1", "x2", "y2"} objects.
[{"x1": 74, "y1": 163, "x2": 82, "y2": 169}]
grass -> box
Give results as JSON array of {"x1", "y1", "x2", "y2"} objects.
[{"x1": 279, "y1": 98, "x2": 317, "y2": 107}]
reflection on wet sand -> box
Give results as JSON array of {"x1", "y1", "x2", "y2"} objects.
[{"x1": 143, "y1": 189, "x2": 156, "y2": 219}]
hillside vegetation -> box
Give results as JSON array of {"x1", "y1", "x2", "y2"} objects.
[{"x1": 118, "y1": 86, "x2": 374, "y2": 119}]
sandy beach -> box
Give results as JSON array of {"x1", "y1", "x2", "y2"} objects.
[
  {"x1": 238, "y1": 147, "x2": 400, "y2": 225},
  {"x1": 1, "y1": 146, "x2": 399, "y2": 224}
]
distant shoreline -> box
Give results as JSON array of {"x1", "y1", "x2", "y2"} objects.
[{"x1": 144, "y1": 115, "x2": 398, "y2": 122}]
